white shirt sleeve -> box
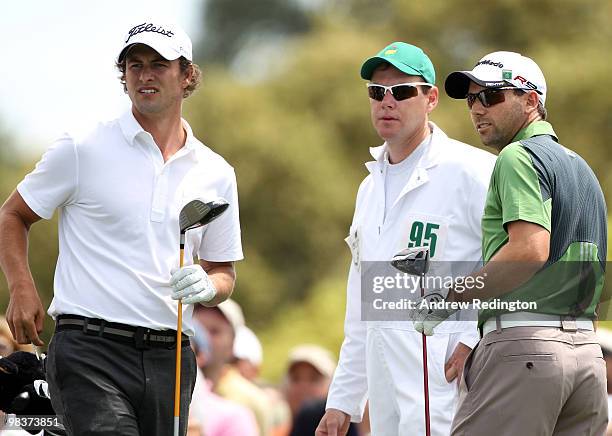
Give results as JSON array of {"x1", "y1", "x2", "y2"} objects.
[
  {"x1": 16, "y1": 134, "x2": 78, "y2": 219},
  {"x1": 198, "y1": 168, "x2": 243, "y2": 262},
  {"x1": 456, "y1": 330, "x2": 480, "y2": 349},
  {"x1": 326, "y1": 180, "x2": 370, "y2": 421},
  {"x1": 325, "y1": 262, "x2": 369, "y2": 422},
  {"x1": 451, "y1": 152, "x2": 495, "y2": 351}
]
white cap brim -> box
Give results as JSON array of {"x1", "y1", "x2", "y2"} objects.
[{"x1": 118, "y1": 42, "x2": 184, "y2": 63}]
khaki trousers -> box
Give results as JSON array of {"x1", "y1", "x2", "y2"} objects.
[{"x1": 451, "y1": 326, "x2": 607, "y2": 436}]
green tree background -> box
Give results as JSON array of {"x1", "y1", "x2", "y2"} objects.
[{"x1": 1, "y1": 0, "x2": 611, "y2": 381}]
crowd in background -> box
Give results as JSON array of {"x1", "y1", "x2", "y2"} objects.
[
  {"x1": 5, "y1": 308, "x2": 612, "y2": 435},
  {"x1": 184, "y1": 299, "x2": 370, "y2": 436},
  {"x1": 0, "y1": 303, "x2": 371, "y2": 436}
]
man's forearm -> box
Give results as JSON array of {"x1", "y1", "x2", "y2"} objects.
[
  {"x1": 199, "y1": 261, "x2": 235, "y2": 306},
  {"x1": 0, "y1": 198, "x2": 46, "y2": 345},
  {"x1": 450, "y1": 241, "x2": 546, "y2": 303},
  {"x1": 0, "y1": 207, "x2": 35, "y2": 293}
]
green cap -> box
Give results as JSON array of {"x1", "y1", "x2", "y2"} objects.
[{"x1": 361, "y1": 42, "x2": 435, "y2": 84}]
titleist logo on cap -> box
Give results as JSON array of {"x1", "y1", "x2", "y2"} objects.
[
  {"x1": 126, "y1": 23, "x2": 174, "y2": 43},
  {"x1": 476, "y1": 59, "x2": 504, "y2": 68}
]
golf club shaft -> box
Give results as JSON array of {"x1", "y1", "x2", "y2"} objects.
[
  {"x1": 173, "y1": 248, "x2": 185, "y2": 436},
  {"x1": 422, "y1": 333, "x2": 431, "y2": 436},
  {"x1": 174, "y1": 199, "x2": 229, "y2": 436},
  {"x1": 421, "y1": 274, "x2": 431, "y2": 436}
]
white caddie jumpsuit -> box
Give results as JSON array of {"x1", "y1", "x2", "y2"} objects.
[{"x1": 326, "y1": 123, "x2": 496, "y2": 436}]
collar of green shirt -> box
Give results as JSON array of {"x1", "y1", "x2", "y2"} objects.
[{"x1": 511, "y1": 120, "x2": 558, "y2": 143}]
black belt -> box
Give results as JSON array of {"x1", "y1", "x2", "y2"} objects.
[{"x1": 56, "y1": 315, "x2": 190, "y2": 350}]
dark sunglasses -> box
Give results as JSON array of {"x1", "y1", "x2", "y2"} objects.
[
  {"x1": 466, "y1": 87, "x2": 521, "y2": 109},
  {"x1": 367, "y1": 82, "x2": 432, "y2": 101}
]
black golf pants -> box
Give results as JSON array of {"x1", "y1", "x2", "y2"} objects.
[{"x1": 46, "y1": 329, "x2": 196, "y2": 436}]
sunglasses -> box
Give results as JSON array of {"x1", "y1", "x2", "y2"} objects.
[
  {"x1": 367, "y1": 82, "x2": 432, "y2": 101},
  {"x1": 465, "y1": 87, "x2": 522, "y2": 109}
]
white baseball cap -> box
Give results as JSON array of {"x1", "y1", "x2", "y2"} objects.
[
  {"x1": 445, "y1": 51, "x2": 547, "y2": 105},
  {"x1": 216, "y1": 299, "x2": 245, "y2": 333},
  {"x1": 287, "y1": 344, "x2": 337, "y2": 379},
  {"x1": 233, "y1": 326, "x2": 263, "y2": 366},
  {"x1": 118, "y1": 21, "x2": 193, "y2": 63}
]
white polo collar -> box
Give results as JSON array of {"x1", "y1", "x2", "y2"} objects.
[
  {"x1": 118, "y1": 110, "x2": 144, "y2": 145},
  {"x1": 118, "y1": 110, "x2": 199, "y2": 154},
  {"x1": 182, "y1": 121, "x2": 198, "y2": 151}
]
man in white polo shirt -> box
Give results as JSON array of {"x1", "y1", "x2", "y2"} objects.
[{"x1": 0, "y1": 21, "x2": 242, "y2": 435}]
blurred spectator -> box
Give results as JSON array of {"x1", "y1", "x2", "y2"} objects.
[
  {"x1": 0, "y1": 316, "x2": 34, "y2": 357},
  {"x1": 186, "y1": 418, "x2": 202, "y2": 436},
  {"x1": 189, "y1": 322, "x2": 259, "y2": 436},
  {"x1": 193, "y1": 300, "x2": 272, "y2": 435},
  {"x1": 233, "y1": 325, "x2": 291, "y2": 436},
  {"x1": 596, "y1": 328, "x2": 612, "y2": 436},
  {"x1": 283, "y1": 344, "x2": 360, "y2": 435},
  {"x1": 284, "y1": 345, "x2": 336, "y2": 418},
  {"x1": 193, "y1": 301, "x2": 242, "y2": 386},
  {"x1": 233, "y1": 325, "x2": 263, "y2": 381},
  {"x1": 0, "y1": 317, "x2": 13, "y2": 358},
  {"x1": 290, "y1": 399, "x2": 358, "y2": 436},
  {"x1": 264, "y1": 387, "x2": 291, "y2": 436}
]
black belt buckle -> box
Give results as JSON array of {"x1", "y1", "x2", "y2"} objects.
[
  {"x1": 134, "y1": 327, "x2": 151, "y2": 350},
  {"x1": 83, "y1": 318, "x2": 101, "y2": 337},
  {"x1": 167, "y1": 335, "x2": 180, "y2": 350}
]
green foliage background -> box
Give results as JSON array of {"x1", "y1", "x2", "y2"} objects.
[{"x1": 1, "y1": 0, "x2": 611, "y2": 381}]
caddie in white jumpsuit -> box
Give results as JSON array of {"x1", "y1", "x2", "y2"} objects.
[{"x1": 316, "y1": 42, "x2": 496, "y2": 436}]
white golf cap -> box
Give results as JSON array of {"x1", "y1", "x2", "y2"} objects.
[
  {"x1": 445, "y1": 51, "x2": 547, "y2": 105},
  {"x1": 118, "y1": 21, "x2": 193, "y2": 63},
  {"x1": 287, "y1": 344, "x2": 337, "y2": 379},
  {"x1": 216, "y1": 299, "x2": 245, "y2": 333},
  {"x1": 233, "y1": 325, "x2": 263, "y2": 366}
]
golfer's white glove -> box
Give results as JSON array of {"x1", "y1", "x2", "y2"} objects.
[
  {"x1": 411, "y1": 291, "x2": 457, "y2": 336},
  {"x1": 170, "y1": 264, "x2": 217, "y2": 304}
]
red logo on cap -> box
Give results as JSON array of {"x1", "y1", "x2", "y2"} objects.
[{"x1": 513, "y1": 75, "x2": 538, "y2": 91}]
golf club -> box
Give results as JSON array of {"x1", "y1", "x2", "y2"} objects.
[
  {"x1": 391, "y1": 246, "x2": 431, "y2": 436},
  {"x1": 391, "y1": 246, "x2": 430, "y2": 277},
  {"x1": 174, "y1": 197, "x2": 229, "y2": 436}
]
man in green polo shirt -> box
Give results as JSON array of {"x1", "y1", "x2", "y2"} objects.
[{"x1": 404, "y1": 51, "x2": 607, "y2": 435}]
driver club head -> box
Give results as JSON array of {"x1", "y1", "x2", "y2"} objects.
[
  {"x1": 179, "y1": 197, "x2": 229, "y2": 234},
  {"x1": 391, "y1": 246, "x2": 430, "y2": 276}
]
